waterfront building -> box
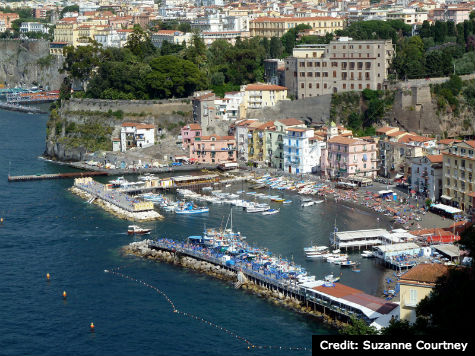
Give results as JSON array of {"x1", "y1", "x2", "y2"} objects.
[
  {"x1": 321, "y1": 136, "x2": 378, "y2": 179},
  {"x1": 283, "y1": 127, "x2": 324, "y2": 174},
  {"x1": 284, "y1": 38, "x2": 394, "y2": 99},
  {"x1": 181, "y1": 123, "x2": 202, "y2": 150},
  {"x1": 410, "y1": 155, "x2": 443, "y2": 202},
  {"x1": 248, "y1": 121, "x2": 275, "y2": 165},
  {"x1": 189, "y1": 135, "x2": 236, "y2": 164},
  {"x1": 249, "y1": 16, "x2": 344, "y2": 38},
  {"x1": 119, "y1": 122, "x2": 155, "y2": 152},
  {"x1": 234, "y1": 119, "x2": 258, "y2": 163},
  {"x1": 441, "y1": 140, "x2": 475, "y2": 214},
  {"x1": 399, "y1": 264, "x2": 448, "y2": 324},
  {"x1": 267, "y1": 118, "x2": 306, "y2": 170}
]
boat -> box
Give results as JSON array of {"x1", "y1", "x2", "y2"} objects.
[
  {"x1": 246, "y1": 206, "x2": 269, "y2": 213},
  {"x1": 304, "y1": 245, "x2": 328, "y2": 253},
  {"x1": 271, "y1": 198, "x2": 285, "y2": 202},
  {"x1": 283, "y1": 200, "x2": 292, "y2": 204},
  {"x1": 262, "y1": 209, "x2": 279, "y2": 215},
  {"x1": 336, "y1": 260, "x2": 359, "y2": 267},
  {"x1": 361, "y1": 250, "x2": 374, "y2": 258},
  {"x1": 301, "y1": 201, "x2": 316, "y2": 207},
  {"x1": 127, "y1": 225, "x2": 152, "y2": 235},
  {"x1": 175, "y1": 202, "x2": 209, "y2": 214},
  {"x1": 324, "y1": 274, "x2": 340, "y2": 283}
]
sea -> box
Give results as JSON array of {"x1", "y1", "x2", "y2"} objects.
[{"x1": 0, "y1": 109, "x2": 389, "y2": 355}]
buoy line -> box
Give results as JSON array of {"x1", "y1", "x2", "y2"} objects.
[{"x1": 105, "y1": 267, "x2": 310, "y2": 352}]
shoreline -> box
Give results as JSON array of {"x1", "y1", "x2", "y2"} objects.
[
  {"x1": 70, "y1": 186, "x2": 163, "y2": 221},
  {"x1": 123, "y1": 240, "x2": 349, "y2": 331}
]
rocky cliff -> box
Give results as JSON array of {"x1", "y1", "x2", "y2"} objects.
[{"x1": 0, "y1": 39, "x2": 64, "y2": 89}]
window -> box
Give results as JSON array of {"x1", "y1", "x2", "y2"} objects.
[
  {"x1": 307, "y1": 72, "x2": 313, "y2": 77},
  {"x1": 307, "y1": 62, "x2": 313, "y2": 67},
  {"x1": 350, "y1": 84, "x2": 354, "y2": 89},
  {"x1": 324, "y1": 83, "x2": 327, "y2": 89},
  {"x1": 316, "y1": 72, "x2": 320, "y2": 77},
  {"x1": 301, "y1": 83, "x2": 304, "y2": 88},
  {"x1": 316, "y1": 83, "x2": 319, "y2": 88},
  {"x1": 309, "y1": 83, "x2": 312, "y2": 88},
  {"x1": 408, "y1": 289, "x2": 417, "y2": 306},
  {"x1": 343, "y1": 83, "x2": 346, "y2": 89},
  {"x1": 333, "y1": 71, "x2": 337, "y2": 78},
  {"x1": 358, "y1": 84, "x2": 362, "y2": 89}
]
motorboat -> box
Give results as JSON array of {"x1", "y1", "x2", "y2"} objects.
[
  {"x1": 336, "y1": 260, "x2": 359, "y2": 267},
  {"x1": 127, "y1": 225, "x2": 152, "y2": 235},
  {"x1": 361, "y1": 250, "x2": 374, "y2": 258},
  {"x1": 304, "y1": 245, "x2": 328, "y2": 253},
  {"x1": 324, "y1": 274, "x2": 340, "y2": 283},
  {"x1": 283, "y1": 200, "x2": 292, "y2": 204},
  {"x1": 175, "y1": 202, "x2": 209, "y2": 214},
  {"x1": 262, "y1": 209, "x2": 279, "y2": 215},
  {"x1": 301, "y1": 201, "x2": 316, "y2": 207}
]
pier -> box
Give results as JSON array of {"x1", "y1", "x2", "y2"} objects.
[
  {"x1": 332, "y1": 228, "x2": 414, "y2": 250},
  {"x1": 8, "y1": 171, "x2": 108, "y2": 182},
  {"x1": 145, "y1": 239, "x2": 399, "y2": 328}
]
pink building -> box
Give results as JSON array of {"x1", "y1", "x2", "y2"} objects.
[
  {"x1": 189, "y1": 135, "x2": 237, "y2": 164},
  {"x1": 321, "y1": 136, "x2": 378, "y2": 179},
  {"x1": 181, "y1": 123, "x2": 202, "y2": 149}
]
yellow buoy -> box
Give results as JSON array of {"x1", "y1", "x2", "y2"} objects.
[
  {"x1": 62, "y1": 291, "x2": 67, "y2": 299},
  {"x1": 46, "y1": 273, "x2": 50, "y2": 281},
  {"x1": 90, "y1": 322, "x2": 95, "y2": 331}
]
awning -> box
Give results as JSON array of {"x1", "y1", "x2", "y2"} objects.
[{"x1": 440, "y1": 195, "x2": 453, "y2": 201}]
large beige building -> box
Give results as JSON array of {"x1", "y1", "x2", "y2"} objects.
[
  {"x1": 53, "y1": 18, "x2": 79, "y2": 46},
  {"x1": 442, "y1": 140, "x2": 475, "y2": 214},
  {"x1": 284, "y1": 38, "x2": 394, "y2": 98},
  {"x1": 242, "y1": 83, "x2": 288, "y2": 111},
  {"x1": 249, "y1": 16, "x2": 344, "y2": 38}
]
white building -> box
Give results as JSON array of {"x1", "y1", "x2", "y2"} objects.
[
  {"x1": 284, "y1": 127, "x2": 324, "y2": 174},
  {"x1": 94, "y1": 29, "x2": 121, "y2": 48},
  {"x1": 20, "y1": 22, "x2": 49, "y2": 33},
  {"x1": 151, "y1": 30, "x2": 192, "y2": 48},
  {"x1": 215, "y1": 91, "x2": 244, "y2": 121},
  {"x1": 119, "y1": 123, "x2": 155, "y2": 152},
  {"x1": 411, "y1": 154, "x2": 443, "y2": 202}
]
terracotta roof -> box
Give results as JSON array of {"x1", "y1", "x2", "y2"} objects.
[
  {"x1": 399, "y1": 135, "x2": 434, "y2": 143},
  {"x1": 400, "y1": 264, "x2": 448, "y2": 284},
  {"x1": 427, "y1": 154, "x2": 443, "y2": 163},
  {"x1": 245, "y1": 84, "x2": 287, "y2": 91},
  {"x1": 376, "y1": 126, "x2": 397, "y2": 133},
  {"x1": 328, "y1": 136, "x2": 358, "y2": 145},
  {"x1": 257, "y1": 121, "x2": 275, "y2": 130},
  {"x1": 236, "y1": 119, "x2": 257, "y2": 127},
  {"x1": 156, "y1": 30, "x2": 182, "y2": 35},
  {"x1": 194, "y1": 92, "x2": 215, "y2": 101},
  {"x1": 286, "y1": 127, "x2": 307, "y2": 132},
  {"x1": 184, "y1": 123, "x2": 201, "y2": 130},
  {"x1": 121, "y1": 122, "x2": 155, "y2": 129},
  {"x1": 199, "y1": 135, "x2": 235, "y2": 141},
  {"x1": 386, "y1": 130, "x2": 407, "y2": 137},
  {"x1": 466, "y1": 140, "x2": 475, "y2": 148},
  {"x1": 278, "y1": 118, "x2": 304, "y2": 126},
  {"x1": 437, "y1": 139, "x2": 461, "y2": 145}
]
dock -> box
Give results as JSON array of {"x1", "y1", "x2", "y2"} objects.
[
  {"x1": 146, "y1": 239, "x2": 399, "y2": 328},
  {"x1": 331, "y1": 228, "x2": 415, "y2": 250},
  {"x1": 8, "y1": 171, "x2": 108, "y2": 182}
]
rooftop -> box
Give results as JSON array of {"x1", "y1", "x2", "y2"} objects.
[{"x1": 400, "y1": 263, "x2": 448, "y2": 284}]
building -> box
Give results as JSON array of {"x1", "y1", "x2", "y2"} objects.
[
  {"x1": 321, "y1": 136, "x2": 378, "y2": 179},
  {"x1": 441, "y1": 140, "x2": 475, "y2": 214},
  {"x1": 201, "y1": 31, "x2": 250, "y2": 46},
  {"x1": 120, "y1": 122, "x2": 155, "y2": 152},
  {"x1": 20, "y1": 22, "x2": 49, "y2": 34},
  {"x1": 284, "y1": 127, "x2": 324, "y2": 174},
  {"x1": 268, "y1": 118, "x2": 306, "y2": 169},
  {"x1": 285, "y1": 38, "x2": 395, "y2": 99},
  {"x1": 264, "y1": 59, "x2": 285, "y2": 86},
  {"x1": 189, "y1": 135, "x2": 236, "y2": 164},
  {"x1": 234, "y1": 119, "x2": 258, "y2": 163},
  {"x1": 53, "y1": 17, "x2": 79, "y2": 46},
  {"x1": 242, "y1": 83, "x2": 288, "y2": 111},
  {"x1": 399, "y1": 264, "x2": 448, "y2": 324},
  {"x1": 151, "y1": 30, "x2": 192, "y2": 48},
  {"x1": 248, "y1": 121, "x2": 275, "y2": 165},
  {"x1": 249, "y1": 16, "x2": 344, "y2": 38},
  {"x1": 181, "y1": 123, "x2": 202, "y2": 150},
  {"x1": 0, "y1": 12, "x2": 19, "y2": 29},
  {"x1": 387, "y1": 8, "x2": 428, "y2": 25},
  {"x1": 411, "y1": 155, "x2": 443, "y2": 202}
]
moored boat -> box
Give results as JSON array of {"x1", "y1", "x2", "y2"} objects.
[
  {"x1": 127, "y1": 225, "x2": 152, "y2": 235},
  {"x1": 262, "y1": 209, "x2": 279, "y2": 215}
]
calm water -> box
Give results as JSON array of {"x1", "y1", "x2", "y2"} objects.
[{"x1": 0, "y1": 109, "x2": 388, "y2": 355}]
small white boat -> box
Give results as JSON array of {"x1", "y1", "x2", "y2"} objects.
[
  {"x1": 304, "y1": 245, "x2": 328, "y2": 253},
  {"x1": 283, "y1": 200, "x2": 292, "y2": 204},
  {"x1": 127, "y1": 225, "x2": 152, "y2": 235},
  {"x1": 324, "y1": 274, "x2": 340, "y2": 283},
  {"x1": 301, "y1": 201, "x2": 315, "y2": 207},
  {"x1": 336, "y1": 260, "x2": 359, "y2": 267},
  {"x1": 262, "y1": 209, "x2": 279, "y2": 215},
  {"x1": 361, "y1": 250, "x2": 374, "y2": 258},
  {"x1": 246, "y1": 206, "x2": 269, "y2": 213}
]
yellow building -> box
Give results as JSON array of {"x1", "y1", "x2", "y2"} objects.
[
  {"x1": 77, "y1": 25, "x2": 98, "y2": 45},
  {"x1": 249, "y1": 16, "x2": 344, "y2": 38},
  {"x1": 242, "y1": 83, "x2": 288, "y2": 111},
  {"x1": 53, "y1": 18, "x2": 79, "y2": 46},
  {"x1": 442, "y1": 140, "x2": 475, "y2": 213},
  {"x1": 248, "y1": 121, "x2": 275, "y2": 163},
  {"x1": 399, "y1": 264, "x2": 448, "y2": 324}
]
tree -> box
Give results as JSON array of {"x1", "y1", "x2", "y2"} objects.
[
  {"x1": 145, "y1": 55, "x2": 204, "y2": 98},
  {"x1": 60, "y1": 5, "x2": 79, "y2": 18},
  {"x1": 184, "y1": 34, "x2": 207, "y2": 68},
  {"x1": 61, "y1": 41, "x2": 102, "y2": 90},
  {"x1": 160, "y1": 40, "x2": 184, "y2": 55},
  {"x1": 124, "y1": 25, "x2": 156, "y2": 59},
  {"x1": 419, "y1": 21, "x2": 432, "y2": 38},
  {"x1": 269, "y1": 36, "x2": 283, "y2": 58},
  {"x1": 340, "y1": 316, "x2": 379, "y2": 335},
  {"x1": 434, "y1": 21, "x2": 448, "y2": 43},
  {"x1": 281, "y1": 24, "x2": 311, "y2": 56}
]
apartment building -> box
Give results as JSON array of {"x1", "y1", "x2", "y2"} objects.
[
  {"x1": 267, "y1": 118, "x2": 306, "y2": 169},
  {"x1": 53, "y1": 17, "x2": 79, "y2": 46},
  {"x1": 150, "y1": 30, "x2": 192, "y2": 48},
  {"x1": 284, "y1": 127, "x2": 324, "y2": 174},
  {"x1": 248, "y1": 121, "x2": 275, "y2": 164},
  {"x1": 0, "y1": 12, "x2": 19, "y2": 29},
  {"x1": 441, "y1": 141, "x2": 475, "y2": 214},
  {"x1": 20, "y1": 22, "x2": 49, "y2": 33},
  {"x1": 321, "y1": 136, "x2": 378, "y2": 179},
  {"x1": 234, "y1": 119, "x2": 258, "y2": 163},
  {"x1": 120, "y1": 122, "x2": 155, "y2": 152},
  {"x1": 410, "y1": 155, "x2": 443, "y2": 202},
  {"x1": 242, "y1": 83, "x2": 288, "y2": 111},
  {"x1": 285, "y1": 38, "x2": 394, "y2": 99},
  {"x1": 181, "y1": 123, "x2": 202, "y2": 150},
  {"x1": 189, "y1": 135, "x2": 237, "y2": 164},
  {"x1": 387, "y1": 8, "x2": 428, "y2": 25},
  {"x1": 249, "y1": 16, "x2": 344, "y2": 38}
]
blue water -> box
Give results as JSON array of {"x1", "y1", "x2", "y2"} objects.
[{"x1": 0, "y1": 110, "x2": 387, "y2": 355}]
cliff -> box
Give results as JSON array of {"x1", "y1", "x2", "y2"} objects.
[
  {"x1": 45, "y1": 98, "x2": 192, "y2": 162},
  {"x1": 0, "y1": 39, "x2": 65, "y2": 89}
]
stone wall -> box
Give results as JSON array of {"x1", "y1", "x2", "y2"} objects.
[
  {"x1": 63, "y1": 97, "x2": 192, "y2": 116},
  {"x1": 0, "y1": 39, "x2": 65, "y2": 89}
]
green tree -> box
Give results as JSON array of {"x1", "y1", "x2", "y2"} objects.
[
  {"x1": 340, "y1": 316, "x2": 379, "y2": 335},
  {"x1": 124, "y1": 25, "x2": 156, "y2": 59},
  {"x1": 184, "y1": 34, "x2": 207, "y2": 67},
  {"x1": 61, "y1": 41, "x2": 102, "y2": 90},
  {"x1": 434, "y1": 21, "x2": 448, "y2": 43},
  {"x1": 60, "y1": 5, "x2": 79, "y2": 18},
  {"x1": 269, "y1": 36, "x2": 283, "y2": 58},
  {"x1": 160, "y1": 40, "x2": 184, "y2": 55},
  {"x1": 145, "y1": 55, "x2": 204, "y2": 98},
  {"x1": 281, "y1": 24, "x2": 311, "y2": 56}
]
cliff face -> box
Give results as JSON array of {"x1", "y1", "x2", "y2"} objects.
[{"x1": 0, "y1": 39, "x2": 65, "y2": 89}]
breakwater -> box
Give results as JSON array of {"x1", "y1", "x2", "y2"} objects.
[{"x1": 124, "y1": 239, "x2": 351, "y2": 330}]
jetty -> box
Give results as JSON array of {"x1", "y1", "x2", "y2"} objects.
[
  {"x1": 0, "y1": 102, "x2": 46, "y2": 114},
  {"x1": 8, "y1": 171, "x2": 108, "y2": 182},
  {"x1": 72, "y1": 177, "x2": 162, "y2": 221},
  {"x1": 331, "y1": 228, "x2": 414, "y2": 250},
  {"x1": 126, "y1": 239, "x2": 399, "y2": 329}
]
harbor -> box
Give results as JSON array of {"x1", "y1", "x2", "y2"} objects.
[{"x1": 8, "y1": 171, "x2": 108, "y2": 182}]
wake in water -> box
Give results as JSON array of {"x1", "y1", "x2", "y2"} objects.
[{"x1": 105, "y1": 266, "x2": 310, "y2": 352}]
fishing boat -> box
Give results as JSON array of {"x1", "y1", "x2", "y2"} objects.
[
  {"x1": 361, "y1": 250, "x2": 374, "y2": 258},
  {"x1": 262, "y1": 209, "x2": 279, "y2": 215},
  {"x1": 127, "y1": 225, "x2": 152, "y2": 235},
  {"x1": 271, "y1": 197, "x2": 285, "y2": 202},
  {"x1": 175, "y1": 202, "x2": 209, "y2": 214}
]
